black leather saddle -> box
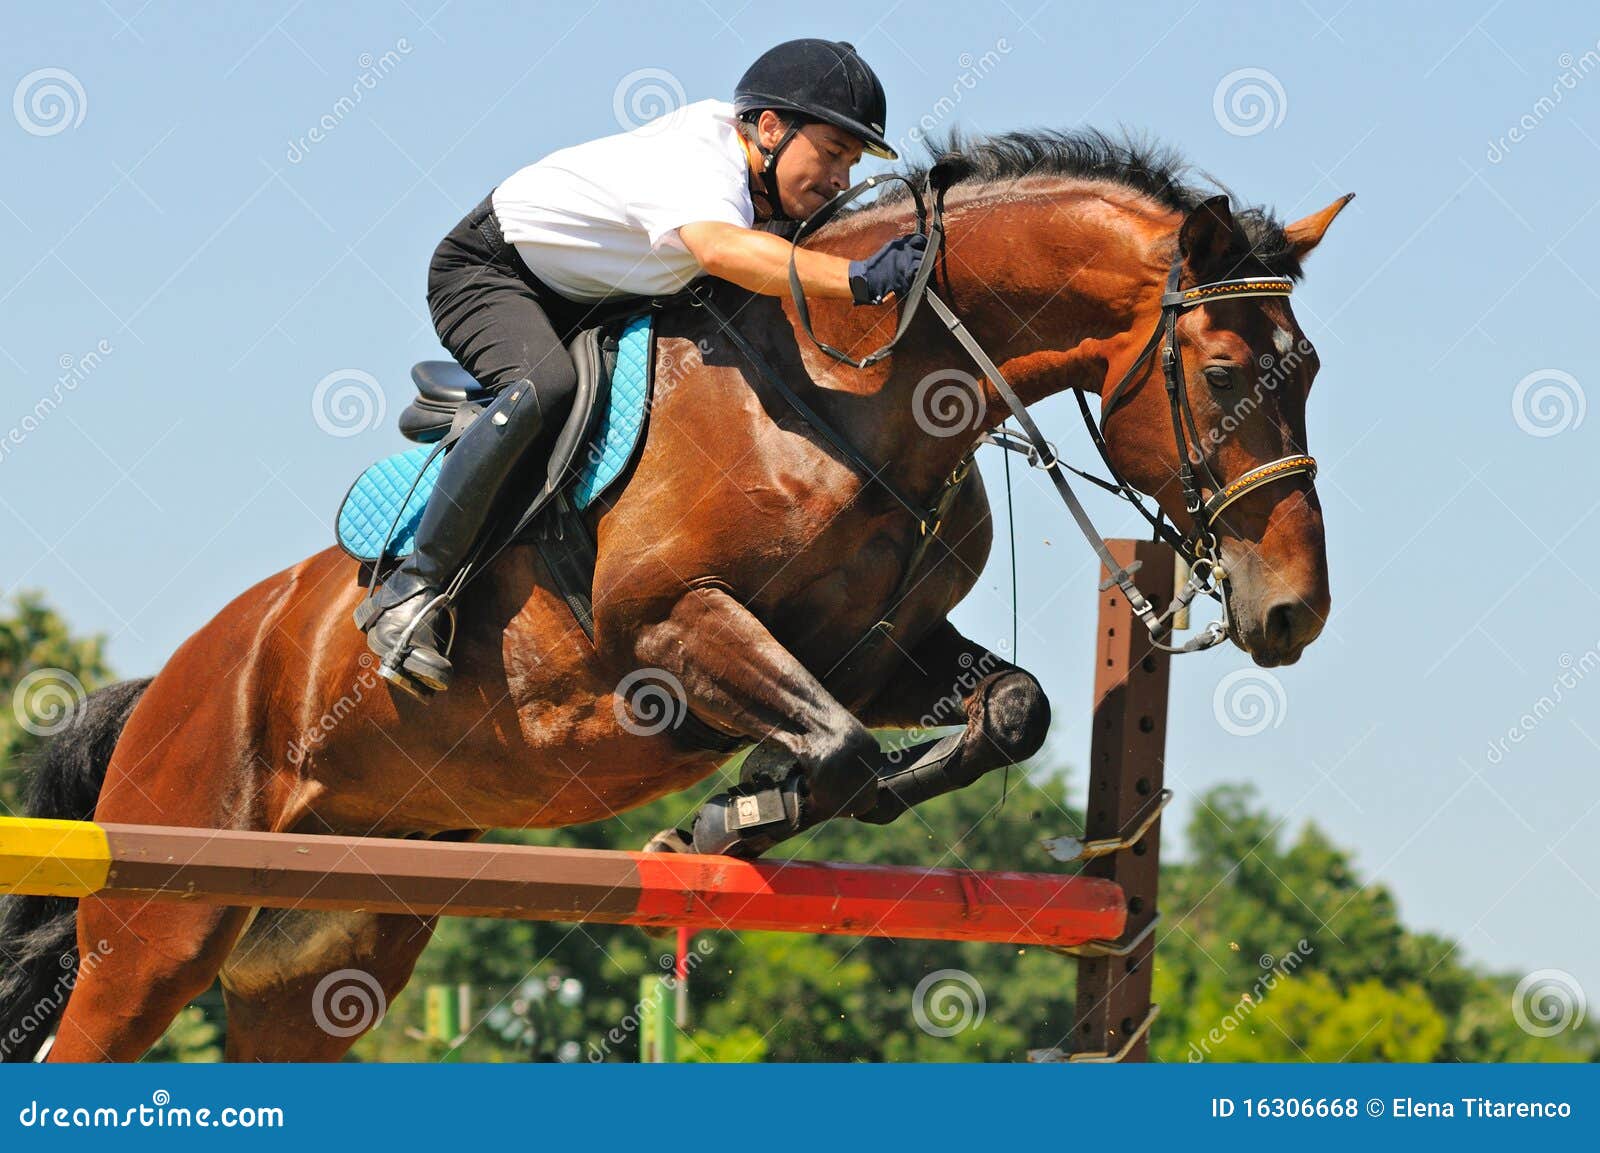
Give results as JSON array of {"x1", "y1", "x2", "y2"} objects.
[{"x1": 399, "y1": 361, "x2": 489, "y2": 441}]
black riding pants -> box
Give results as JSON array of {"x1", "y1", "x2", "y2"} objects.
[
  {"x1": 384, "y1": 197, "x2": 600, "y2": 595},
  {"x1": 426, "y1": 194, "x2": 591, "y2": 413}
]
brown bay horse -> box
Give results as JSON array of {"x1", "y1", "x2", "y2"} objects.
[{"x1": 1, "y1": 131, "x2": 1349, "y2": 1061}]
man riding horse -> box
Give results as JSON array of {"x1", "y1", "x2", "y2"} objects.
[{"x1": 357, "y1": 38, "x2": 928, "y2": 697}]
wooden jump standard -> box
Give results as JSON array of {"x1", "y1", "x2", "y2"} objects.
[{"x1": 0, "y1": 816, "x2": 1125, "y2": 948}]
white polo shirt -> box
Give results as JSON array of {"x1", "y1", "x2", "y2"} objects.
[{"x1": 491, "y1": 98, "x2": 756, "y2": 302}]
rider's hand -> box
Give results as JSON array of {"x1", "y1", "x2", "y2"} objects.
[{"x1": 848, "y1": 232, "x2": 928, "y2": 305}]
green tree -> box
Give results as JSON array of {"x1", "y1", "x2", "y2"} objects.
[
  {"x1": 0, "y1": 590, "x2": 115, "y2": 817},
  {"x1": 1150, "y1": 784, "x2": 1598, "y2": 1063}
]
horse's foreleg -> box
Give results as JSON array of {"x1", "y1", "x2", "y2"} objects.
[
  {"x1": 851, "y1": 619, "x2": 1050, "y2": 824},
  {"x1": 632, "y1": 587, "x2": 884, "y2": 848}
]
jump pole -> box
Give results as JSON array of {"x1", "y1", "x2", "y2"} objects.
[{"x1": 0, "y1": 817, "x2": 1125, "y2": 949}]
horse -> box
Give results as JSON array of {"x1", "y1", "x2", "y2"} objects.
[{"x1": 0, "y1": 129, "x2": 1348, "y2": 1061}]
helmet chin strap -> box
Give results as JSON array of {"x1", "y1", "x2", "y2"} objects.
[{"x1": 750, "y1": 119, "x2": 803, "y2": 222}]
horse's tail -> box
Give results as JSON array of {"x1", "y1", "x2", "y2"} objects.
[{"x1": 0, "y1": 677, "x2": 151, "y2": 1062}]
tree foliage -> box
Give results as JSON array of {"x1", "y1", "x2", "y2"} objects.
[{"x1": 0, "y1": 590, "x2": 114, "y2": 816}]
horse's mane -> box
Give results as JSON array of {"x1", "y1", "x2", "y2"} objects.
[{"x1": 853, "y1": 127, "x2": 1303, "y2": 280}]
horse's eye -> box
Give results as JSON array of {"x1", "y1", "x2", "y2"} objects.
[{"x1": 1203, "y1": 365, "x2": 1239, "y2": 390}]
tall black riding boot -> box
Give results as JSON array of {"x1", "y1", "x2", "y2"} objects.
[{"x1": 356, "y1": 379, "x2": 557, "y2": 695}]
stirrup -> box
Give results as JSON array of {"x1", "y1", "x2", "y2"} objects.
[{"x1": 354, "y1": 589, "x2": 457, "y2": 700}]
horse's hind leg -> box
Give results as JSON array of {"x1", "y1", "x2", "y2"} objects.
[
  {"x1": 47, "y1": 898, "x2": 249, "y2": 1062},
  {"x1": 219, "y1": 907, "x2": 439, "y2": 1062}
]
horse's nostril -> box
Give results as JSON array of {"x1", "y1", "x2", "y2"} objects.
[{"x1": 1264, "y1": 601, "x2": 1300, "y2": 649}]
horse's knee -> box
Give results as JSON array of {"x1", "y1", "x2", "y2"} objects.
[{"x1": 975, "y1": 670, "x2": 1050, "y2": 763}]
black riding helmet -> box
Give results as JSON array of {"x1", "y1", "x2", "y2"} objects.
[{"x1": 734, "y1": 38, "x2": 895, "y2": 220}]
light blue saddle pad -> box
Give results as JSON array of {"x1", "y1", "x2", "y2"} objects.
[{"x1": 336, "y1": 313, "x2": 652, "y2": 563}]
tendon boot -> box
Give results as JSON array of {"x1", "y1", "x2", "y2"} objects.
[
  {"x1": 688, "y1": 769, "x2": 810, "y2": 859},
  {"x1": 685, "y1": 741, "x2": 828, "y2": 858},
  {"x1": 356, "y1": 378, "x2": 555, "y2": 696}
]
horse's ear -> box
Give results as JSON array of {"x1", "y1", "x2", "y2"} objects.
[
  {"x1": 1284, "y1": 193, "x2": 1355, "y2": 260},
  {"x1": 1178, "y1": 194, "x2": 1238, "y2": 275}
]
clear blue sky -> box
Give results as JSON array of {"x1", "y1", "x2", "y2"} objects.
[{"x1": 4, "y1": 2, "x2": 1598, "y2": 1019}]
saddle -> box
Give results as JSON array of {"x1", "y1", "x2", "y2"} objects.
[{"x1": 336, "y1": 308, "x2": 658, "y2": 644}]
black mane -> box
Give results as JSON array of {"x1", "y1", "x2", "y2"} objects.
[{"x1": 862, "y1": 127, "x2": 1302, "y2": 279}]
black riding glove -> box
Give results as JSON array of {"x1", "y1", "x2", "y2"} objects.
[{"x1": 848, "y1": 232, "x2": 928, "y2": 305}]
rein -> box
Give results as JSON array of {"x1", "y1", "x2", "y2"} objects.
[{"x1": 690, "y1": 169, "x2": 1318, "y2": 656}]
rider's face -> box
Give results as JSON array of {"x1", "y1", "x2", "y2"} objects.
[{"x1": 760, "y1": 115, "x2": 862, "y2": 218}]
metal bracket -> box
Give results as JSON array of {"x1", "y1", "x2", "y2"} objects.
[
  {"x1": 1026, "y1": 1004, "x2": 1163, "y2": 1064},
  {"x1": 1038, "y1": 789, "x2": 1173, "y2": 863},
  {"x1": 1047, "y1": 912, "x2": 1160, "y2": 960}
]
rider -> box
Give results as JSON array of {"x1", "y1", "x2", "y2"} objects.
[{"x1": 358, "y1": 38, "x2": 929, "y2": 694}]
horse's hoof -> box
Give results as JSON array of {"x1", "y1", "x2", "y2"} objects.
[
  {"x1": 642, "y1": 827, "x2": 693, "y2": 855},
  {"x1": 636, "y1": 828, "x2": 694, "y2": 940}
]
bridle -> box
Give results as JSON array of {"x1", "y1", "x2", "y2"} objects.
[
  {"x1": 1047, "y1": 262, "x2": 1319, "y2": 651},
  {"x1": 687, "y1": 167, "x2": 1318, "y2": 657}
]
